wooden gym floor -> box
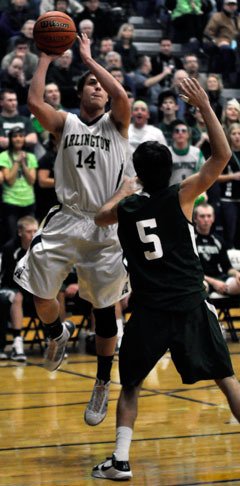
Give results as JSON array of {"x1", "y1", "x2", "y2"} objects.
[{"x1": 0, "y1": 328, "x2": 240, "y2": 485}]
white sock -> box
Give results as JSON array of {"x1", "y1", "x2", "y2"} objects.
[{"x1": 114, "y1": 426, "x2": 133, "y2": 461}]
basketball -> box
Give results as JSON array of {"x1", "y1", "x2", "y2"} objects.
[{"x1": 33, "y1": 11, "x2": 77, "y2": 55}]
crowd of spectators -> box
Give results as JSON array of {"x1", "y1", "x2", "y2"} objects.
[{"x1": 0, "y1": 0, "x2": 240, "y2": 357}]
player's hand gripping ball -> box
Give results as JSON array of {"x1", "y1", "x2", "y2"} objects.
[{"x1": 33, "y1": 11, "x2": 77, "y2": 55}]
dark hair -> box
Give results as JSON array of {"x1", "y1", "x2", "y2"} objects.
[
  {"x1": 8, "y1": 126, "x2": 25, "y2": 156},
  {"x1": 77, "y1": 70, "x2": 91, "y2": 94},
  {"x1": 171, "y1": 119, "x2": 190, "y2": 131},
  {"x1": 158, "y1": 89, "x2": 177, "y2": 106},
  {"x1": 133, "y1": 141, "x2": 172, "y2": 192},
  {"x1": 14, "y1": 35, "x2": 29, "y2": 47}
]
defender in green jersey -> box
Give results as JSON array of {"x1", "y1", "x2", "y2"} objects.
[{"x1": 91, "y1": 78, "x2": 240, "y2": 481}]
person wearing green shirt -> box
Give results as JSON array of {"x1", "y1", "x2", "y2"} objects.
[{"x1": 0, "y1": 126, "x2": 38, "y2": 244}]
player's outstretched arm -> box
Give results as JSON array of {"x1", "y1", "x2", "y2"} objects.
[
  {"x1": 27, "y1": 52, "x2": 67, "y2": 138},
  {"x1": 95, "y1": 177, "x2": 138, "y2": 226},
  {"x1": 78, "y1": 33, "x2": 130, "y2": 136},
  {"x1": 179, "y1": 78, "x2": 231, "y2": 218}
]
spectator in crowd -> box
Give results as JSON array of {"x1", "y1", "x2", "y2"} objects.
[
  {"x1": 206, "y1": 73, "x2": 224, "y2": 121},
  {"x1": 182, "y1": 53, "x2": 207, "y2": 89},
  {"x1": 222, "y1": 98, "x2": 240, "y2": 136},
  {"x1": 0, "y1": 127, "x2": 38, "y2": 244},
  {"x1": 6, "y1": 19, "x2": 38, "y2": 55},
  {"x1": 0, "y1": 56, "x2": 29, "y2": 112},
  {"x1": 114, "y1": 23, "x2": 139, "y2": 74},
  {"x1": 72, "y1": 19, "x2": 98, "y2": 72},
  {"x1": 40, "y1": 0, "x2": 83, "y2": 15},
  {"x1": 171, "y1": 68, "x2": 189, "y2": 120},
  {"x1": 151, "y1": 37, "x2": 183, "y2": 89},
  {"x1": 0, "y1": 89, "x2": 38, "y2": 152},
  {"x1": 169, "y1": 119, "x2": 205, "y2": 185},
  {"x1": 94, "y1": 37, "x2": 114, "y2": 67},
  {"x1": 31, "y1": 82, "x2": 64, "y2": 148},
  {"x1": 128, "y1": 100, "x2": 166, "y2": 153},
  {"x1": 218, "y1": 123, "x2": 240, "y2": 249},
  {"x1": 132, "y1": 55, "x2": 164, "y2": 124},
  {"x1": 171, "y1": 0, "x2": 203, "y2": 44},
  {"x1": 35, "y1": 134, "x2": 59, "y2": 222},
  {"x1": 46, "y1": 49, "x2": 80, "y2": 112},
  {"x1": 104, "y1": 51, "x2": 136, "y2": 96},
  {"x1": 0, "y1": 215, "x2": 39, "y2": 361},
  {"x1": 0, "y1": 0, "x2": 37, "y2": 60},
  {"x1": 194, "y1": 202, "x2": 240, "y2": 296},
  {"x1": 203, "y1": 0, "x2": 240, "y2": 85},
  {"x1": 158, "y1": 90, "x2": 179, "y2": 145},
  {"x1": 74, "y1": 0, "x2": 115, "y2": 40},
  {"x1": 1, "y1": 36, "x2": 39, "y2": 83},
  {"x1": 108, "y1": 67, "x2": 136, "y2": 98}
]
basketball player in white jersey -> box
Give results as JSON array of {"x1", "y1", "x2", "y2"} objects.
[{"x1": 14, "y1": 33, "x2": 136, "y2": 426}]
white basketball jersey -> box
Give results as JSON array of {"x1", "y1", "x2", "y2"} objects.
[{"x1": 54, "y1": 112, "x2": 134, "y2": 214}]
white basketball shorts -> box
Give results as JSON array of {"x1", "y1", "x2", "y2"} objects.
[{"x1": 13, "y1": 205, "x2": 130, "y2": 308}]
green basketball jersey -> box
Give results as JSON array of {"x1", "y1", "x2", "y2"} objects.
[{"x1": 117, "y1": 184, "x2": 207, "y2": 311}]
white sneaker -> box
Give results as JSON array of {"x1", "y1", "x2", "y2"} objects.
[
  {"x1": 10, "y1": 336, "x2": 26, "y2": 362},
  {"x1": 44, "y1": 320, "x2": 75, "y2": 372},
  {"x1": 92, "y1": 454, "x2": 132, "y2": 480},
  {"x1": 0, "y1": 350, "x2": 8, "y2": 360},
  {"x1": 84, "y1": 378, "x2": 110, "y2": 426}
]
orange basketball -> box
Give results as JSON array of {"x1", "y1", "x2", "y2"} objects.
[{"x1": 33, "y1": 11, "x2": 77, "y2": 55}]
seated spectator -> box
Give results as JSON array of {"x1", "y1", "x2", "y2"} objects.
[
  {"x1": 171, "y1": 69, "x2": 190, "y2": 121},
  {"x1": 0, "y1": 0, "x2": 37, "y2": 60},
  {"x1": 108, "y1": 66, "x2": 136, "y2": 97},
  {"x1": 151, "y1": 37, "x2": 183, "y2": 89},
  {"x1": 74, "y1": 0, "x2": 115, "y2": 41},
  {"x1": 168, "y1": 120, "x2": 205, "y2": 185},
  {"x1": 40, "y1": 0, "x2": 83, "y2": 15},
  {"x1": 157, "y1": 90, "x2": 179, "y2": 145},
  {"x1": 35, "y1": 134, "x2": 59, "y2": 222},
  {"x1": 128, "y1": 100, "x2": 166, "y2": 153},
  {"x1": 0, "y1": 89, "x2": 38, "y2": 153},
  {"x1": 46, "y1": 49, "x2": 80, "y2": 112},
  {"x1": 72, "y1": 18, "x2": 98, "y2": 72},
  {"x1": 218, "y1": 122, "x2": 240, "y2": 249},
  {"x1": 203, "y1": 0, "x2": 240, "y2": 86},
  {"x1": 94, "y1": 37, "x2": 114, "y2": 67},
  {"x1": 194, "y1": 203, "x2": 240, "y2": 297},
  {"x1": 0, "y1": 56, "x2": 29, "y2": 112},
  {"x1": 132, "y1": 55, "x2": 164, "y2": 124},
  {"x1": 6, "y1": 19, "x2": 38, "y2": 55},
  {"x1": 206, "y1": 73, "x2": 224, "y2": 121},
  {"x1": 114, "y1": 23, "x2": 139, "y2": 74},
  {"x1": 222, "y1": 98, "x2": 240, "y2": 136},
  {"x1": 31, "y1": 82, "x2": 64, "y2": 147},
  {"x1": 0, "y1": 127, "x2": 38, "y2": 244},
  {"x1": 182, "y1": 53, "x2": 207, "y2": 89},
  {"x1": 0, "y1": 215, "x2": 39, "y2": 361},
  {"x1": 1, "y1": 36, "x2": 39, "y2": 83}
]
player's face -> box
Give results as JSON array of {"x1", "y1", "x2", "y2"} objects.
[
  {"x1": 132, "y1": 105, "x2": 149, "y2": 127},
  {"x1": 81, "y1": 74, "x2": 108, "y2": 110},
  {"x1": 195, "y1": 207, "x2": 214, "y2": 234}
]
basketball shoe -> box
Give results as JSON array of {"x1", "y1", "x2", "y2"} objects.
[
  {"x1": 10, "y1": 336, "x2": 26, "y2": 362},
  {"x1": 84, "y1": 378, "x2": 110, "y2": 426},
  {"x1": 92, "y1": 454, "x2": 132, "y2": 480},
  {"x1": 44, "y1": 320, "x2": 75, "y2": 372}
]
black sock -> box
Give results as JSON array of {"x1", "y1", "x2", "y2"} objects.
[
  {"x1": 12, "y1": 329, "x2": 21, "y2": 338},
  {"x1": 44, "y1": 318, "x2": 63, "y2": 339},
  {"x1": 97, "y1": 355, "x2": 114, "y2": 383}
]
